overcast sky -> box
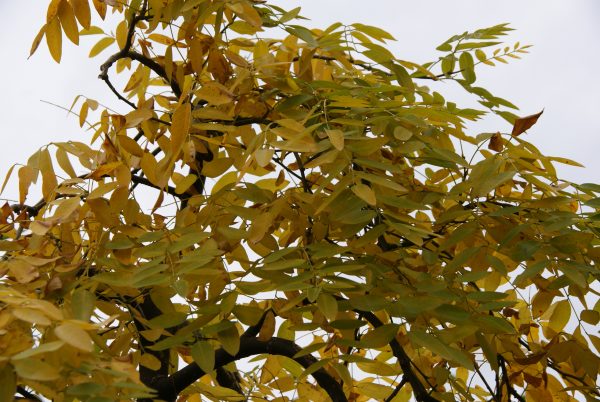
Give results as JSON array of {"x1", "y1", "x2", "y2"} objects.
[{"x1": 1, "y1": 0, "x2": 599, "y2": 203}]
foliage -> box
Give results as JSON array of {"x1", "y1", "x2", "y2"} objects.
[{"x1": 1, "y1": 0, "x2": 599, "y2": 401}]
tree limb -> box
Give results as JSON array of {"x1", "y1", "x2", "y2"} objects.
[{"x1": 150, "y1": 336, "x2": 347, "y2": 402}]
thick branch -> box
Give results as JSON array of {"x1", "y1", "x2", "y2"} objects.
[{"x1": 151, "y1": 336, "x2": 347, "y2": 402}]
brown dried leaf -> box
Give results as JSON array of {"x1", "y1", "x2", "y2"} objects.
[
  {"x1": 488, "y1": 132, "x2": 504, "y2": 152},
  {"x1": 511, "y1": 110, "x2": 543, "y2": 137}
]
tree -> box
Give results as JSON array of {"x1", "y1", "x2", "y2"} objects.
[{"x1": 1, "y1": 0, "x2": 599, "y2": 401}]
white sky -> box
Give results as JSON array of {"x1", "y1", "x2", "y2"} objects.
[{"x1": 1, "y1": 0, "x2": 600, "y2": 202}]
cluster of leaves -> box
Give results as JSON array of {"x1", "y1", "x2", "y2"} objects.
[{"x1": 1, "y1": 0, "x2": 599, "y2": 401}]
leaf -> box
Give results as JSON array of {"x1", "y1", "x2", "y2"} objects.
[
  {"x1": 408, "y1": 329, "x2": 474, "y2": 369},
  {"x1": 326, "y1": 129, "x2": 344, "y2": 151},
  {"x1": 71, "y1": 0, "x2": 91, "y2": 29},
  {"x1": 29, "y1": 24, "x2": 47, "y2": 58},
  {"x1": 511, "y1": 110, "x2": 543, "y2": 137},
  {"x1": 359, "y1": 324, "x2": 399, "y2": 348},
  {"x1": 0, "y1": 365, "x2": 16, "y2": 401},
  {"x1": 55, "y1": 322, "x2": 94, "y2": 352},
  {"x1": 170, "y1": 103, "x2": 191, "y2": 160},
  {"x1": 317, "y1": 293, "x2": 338, "y2": 321},
  {"x1": 71, "y1": 288, "x2": 96, "y2": 321},
  {"x1": 351, "y1": 23, "x2": 395, "y2": 42},
  {"x1": 191, "y1": 341, "x2": 215, "y2": 373},
  {"x1": 258, "y1": 310, "x2": 276, "y2": 341},
  {"x1": 352, "y1": 183, "x2": 376, "y2": 206},
  {"x1": 547, "y1": 300, "x2": 571, "y2": 335},
  {"x1": 46, "y1": 17, "x2": 63, "y2": 63},
  {"x1": 459, "y1": 51, "x2": 476, "y2": 84},
  {"x1": 13, "y1": 359, "x2": 60, "y2": 381},
  {"x1": 47, "y1": 0, "x2": 62, "y2": 21},
  {"x1": 488, "y1": 132, "x2": 504, "y2": 152},
  {"x1": 58, "y1": 0, "x2": 79, "y2": 45},
  {"x1": 175, "y1": 174, "x2": 198, "y2": 194},
  {"x1": 89, "y1": 36, "x2": 115, "y2": 57}
]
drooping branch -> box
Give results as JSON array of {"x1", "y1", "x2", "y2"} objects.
[{"x1": 149, "y1": 336, "x2": 347, "y2": 402}]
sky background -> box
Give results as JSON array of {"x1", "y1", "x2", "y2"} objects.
[{"x1": 1, "y1": 0, "x2": 599, "y2": 202}]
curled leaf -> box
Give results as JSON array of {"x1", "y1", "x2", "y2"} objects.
[{"x1": 511, "y1": 110, "x2": 543, "y2": 137}]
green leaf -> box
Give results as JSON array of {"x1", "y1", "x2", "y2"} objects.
[
  {"x1": 191, "y1": 341, "x2": 215, "y2": 373},
  {"x1": 408, "y1": 330, "x2": 473, "y2": 369},
  {"x1": 359, "y1": 324, "x2": 399, "y2": 348},
  {"x1": 459, "y1": 51, "x2": 476, "y2": 84},
  {"x1": 71, "y1": 288, "x2": 96, "y2": 321},
  {"x1": 351, "y1": 23, "x2": 395, "y2": 42}
]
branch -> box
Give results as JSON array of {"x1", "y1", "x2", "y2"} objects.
[
  {"x1": 130, "y1": 174, "x2": 181, "y2": 199},
  {"x1": 98, "y1": 6, "x2": 182, "y2": 102},
  {"x1": 149, "y1": 336, "x2": 347, "y2": 402},
  {"x1": 385, "y1": 376, "x2": 408, "y2": 402},
  {"x1": 357, "y1": 309, "x2": 439, "y2": 402},
  {"x1": 16, "y1": 386, "x2": 43, "y2": 402}
]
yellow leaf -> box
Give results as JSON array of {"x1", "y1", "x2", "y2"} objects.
[
  {"x1": 125, "y1": 109, "x2": 153, "y2": 128},
  {"x1": 118, "y1": 135, "x2": 144, "y2": 157},
  {"x1": 92, "y1": 0, "x2": 106, "y2": 19},
  {"x1": 169, "y1": 102, "x2": 191, "y2": 160},
  {"x1": 12, "y1": 308, "x2": 51, "y2": 326},
  {"x1": 13, "y1": 359, "x2": 60, "y2": 381},
  {"x1": 202, "y1": 158, "x2": 233, "y2": 177},
  {"x1": 195, "y1": 83, "x2": 234, "y2": 105},
  {"x1": 55, "y1": 322, "x2": 94, "y2": 352},
  {"x1": 46, "y1": 0, "x2": 62, "y2": 22},
  {"x1": 547, "y1": 300, "x2": 571, "y2": 336},
  {"x1": 40, "y1": 149, "x2": 58, "y2": 201},
  {"x1": 258, "y1": 310, "x2": 276, "y2": 341},
  {"x1": 29, "y1": 24, "x2": 47, "y2": 58},
  {"x1": 71, "y1": 0, "x2": 91, "y2": 29},
  {"x1": 18, "y1": 165, "x2": 37, "y2": 204},
  {"x1": 46, "y1": 17, "x2": 63, "y2": 63},
  {"x1": 115, "y1": 20, "x2": 128, "y2": 49},
  {"x1": 29, "y1": 220, "x2": 53, "y2": 236},
  {"x1": 141, "y1": 152, "x2": 159, "y2": 186},
  {"x1": 254, "y1": 149, "x2": 274, "y2": 167},
  {"x1": 58, "y1": 0, "x2": 79, "y2": 45},
  {"x1": 139, "y1": 353, "x2": 162, "y2": 370},
  {"x1": 78, "y1": 100, "x2": 89, "y2": 127},
  {"x1": 89, "y1": 36, "x2": 115, "y2": 58},
  {"x1": 1, "y1": 164, "x2": 15, "y2": 195},
  {"x1": 326, "y1": 129, "x2": 344, "y2": 151},
  {"x1": 175, "y1": 174, "x2": 198, "y2": 194},
  {"x1": 352, "y1": 183, "x2": 376, "y2": 206}
]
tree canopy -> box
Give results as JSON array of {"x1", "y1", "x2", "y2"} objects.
[{"x1": 1, "y1": 1, "x2": 599, "y2": 401}]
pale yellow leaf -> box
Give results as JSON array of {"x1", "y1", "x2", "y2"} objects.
[
  {"x1": 13, "y1": 359, "x2": 60, "y2": 381},
  {"x1": 55, "y1": 322, "x2": 94, "y2": 352},
  {"x1": 255, "y1": 148, "x2": 274, "y2": 167}
]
